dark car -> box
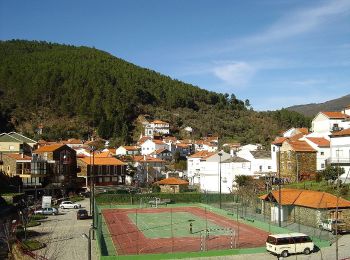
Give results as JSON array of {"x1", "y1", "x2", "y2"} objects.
[{"x1": 77, "y1": 209, "x2": 89, "y2": 220}]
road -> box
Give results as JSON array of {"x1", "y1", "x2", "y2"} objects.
[
  {"x1": 30, "y1": 198, "x2": 97, "y2": 260},
  {"x1": 188, "y1": 234, "x2": 350, "y2": 260}
]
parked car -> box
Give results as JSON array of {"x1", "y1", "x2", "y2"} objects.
[
  {"x1": 59, "y1": 201, "x2": 81, "y2": 209},
  {"x1": 266, "y1": 233, "x2": 314, "y2": 257},
  {"x1": 319, "y1": 219, "x2": 350, "y2": 234},
  {"x1": 34, "y1": 207, "x2": 58, "y2": 215},
  {"x1": 77, "y1": 209, "x2": 89, "y2": 220},
  {"x1": 79, "y1": 191, "x2": 91, "y2": 198}
]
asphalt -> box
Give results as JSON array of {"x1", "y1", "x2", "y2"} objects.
[{"x1": 29, "y1": 198, "x2": 97, "y2": 260}]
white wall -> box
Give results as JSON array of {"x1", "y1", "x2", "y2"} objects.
[{"x1": 312, "y1": 113, "x2": 344, "y2": 133}]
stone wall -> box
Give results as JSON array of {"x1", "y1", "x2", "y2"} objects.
[
  {"x1": 2, "y1": 155, "x2": 17, "y2": 176},
  {"x1": 280, "y1": 151, "x2": 316, "y2": 182}
]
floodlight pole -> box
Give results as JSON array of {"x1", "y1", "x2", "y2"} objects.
[
  {"x1": 218, "y1": 152, "x2": 223, "y2": 209},
  {"x1": 278, "y1": 150, "x2": 282, "y2": 227}
]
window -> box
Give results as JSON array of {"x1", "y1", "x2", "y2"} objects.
[
  {"x1": 321, "y1": 163, "x2": 325, "y2": 168},
  {"x1": 9, "y1": 145, "x2": 15, "y2": 150},
  {"x1": 320, "y1": 152, "x2": 324, "y2": 156},
  {"x1": 259, "y1": 165, "x2": 262, "y2": 172},
  {"x1": 273, "y1": 147, "x2": 275, "y2": 152},
  {"x1": 268, "y1": 166, "x2": 272, "y2": 170}
]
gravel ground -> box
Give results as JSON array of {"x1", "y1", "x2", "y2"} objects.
[{"x1": 30, "y1": 198, "x2": 97, "y2": 260}]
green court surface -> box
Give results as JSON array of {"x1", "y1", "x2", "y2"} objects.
[{"x1": 128, "y1": 211, "x2": 230, "y2": 238}]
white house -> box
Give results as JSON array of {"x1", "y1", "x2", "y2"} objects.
[
  {"x1": 282, "y1": 128, "x2": 308, "y2": 138},
  {"x1": 144, "y1": 120, "x2": 170, "y2": 137},
  {"x1": 303, "y1": 137, "x2": 330, "y2": 171},
  {"x1": 140, "y1": 139, "x2": 167, "y2": 155},
  {"x1": 329, "y1": 128, "x2": 350, "y2": 183},
  {"x1": 115, "y1": 146, "x2": 140, "y2": 156},
  {"x1": 187, "y1": 151, "x2": 217, "y2": 186},
  {"x1": 237, "y1": 149, "x2": 273, "y2": 176},
  {"x1": 311, "y1": 111, "x2": 349, "y2": 134}
]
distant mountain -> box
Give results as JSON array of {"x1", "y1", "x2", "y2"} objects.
[
  {"x1": 0, "y1": 40, "x2": 310, "y2": 146},
  {"x1": 287, "y1": 94, "x2": 350, "y2": 117}
]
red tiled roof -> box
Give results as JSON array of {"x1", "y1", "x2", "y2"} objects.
[
  {"x1": 34, "y1": 144, "x2": 65, "y2": 153},
  {"x1": 123, "y1": 146, "x2": 139, "y2": 151},
  {"x1": 260, "y1": 189, "x2": 350, "y2": 209},
  {"x1": 289, "y1": 133, "x2": 305, "y2": 141},
  {"x1": 5, "y1": 153, "x2": 32, "y2": 161},
  {"x1": 133, "y1": 155, "x2": 165, "y2": 163},
  {"x1": 321, "y1": 111, "x2": 349, "y2": 119},
  {"x1": 189, "y1": 151, "x2": 215, "y2": 159},
  {"x1": 306, "y1": 137, "x2": 330, "y2": 147},
  {"x1": 95, "y1": 151, "x2": 113, "y2": 158},
  {"x1": 153, "y1": 139, "x2": 165, "y2": 145},
  {"x1": 287, "y1": 140, "x2": 316, "y2": 152},
  {"x1": 331, "y1": 128, "x2": 350, "y2": 137},
  {"x1": 79, "y1": 157, "x2": 126, "y2": 166},
  {"x1": 152, "y1": 120, "x2": 168, "y2": 124},
  {"x1": 156, "y1": 177, "x2": 189, "y2": 185},
  {"x1": 272, "y1": 137, "x2": 287, "y2": 145},
  {"x1": 61, "y1": 138, "x2": 83, "y2": 144},
  {"x1": 296, "y1": 128, "x2": 309, "y2": 134}
]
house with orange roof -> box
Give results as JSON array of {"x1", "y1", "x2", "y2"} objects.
[
  {"x1": 32, "y1": 144, "x2": 79, "y2": 192},
  {"x1": 175, "y1": 142, "x2": 193, "y2": 157},
  {"x1": 156, "y1": 177, "x2": 189, "y2": 193},
  {"x1": 60, "y1": 138, "x2": 84, "y2": 148},
  {"x1": 259, "y1": 188, "x2": 350, "y2": 227},
  {"x1": 78, "y1": 156, "x2": 128, "y2": 187},
  {"x1": 150, "y1": 148, "x2": 172, "y2": 161},
  {"x1": 131, "y1": 155, "x2": 166, "y2": 185},
  {"x1": 115, "y1": 145, "x2": 140, "y2": 156},
  {"x1": 187, "y1": 151, "x2": 231, "y2": 192},
  {"x1": 311, "y1": 111, "x2": 349, "y2": 135},
  {"x1": 279, "y1": 140, "x2": 317, "y2": 182},
  {"x1": 144, "y1": 119, "x2": 170, "y2": 137},
  {"x1": 301, "y1": 137, "x2": 330, "y2": 171},
  {"x1": 140, "y1": 139, "x2": 167, "y2": 155}
]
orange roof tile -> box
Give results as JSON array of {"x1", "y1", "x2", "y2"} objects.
[
  {"x1": 95, "y1": 151, "x2": 113, "y2": 158},
  {"x1": 321, "y1": 111, "x2": 349, "y2": 119},
  {"x1": 289, "y1": 133, "x2": 305, "y2": 141},
  {"x1": 5, "y1": 153, "x2": 32, "y2": 160},
  {"x1": 260, "y1": 189, "x2": 350, "y2": 209},
  {"x1": 137, "y1": 136, "x2": 152, "y2": 145},
  {"x1": 152, "y1": 120, "x2": 168, "y2": 124},
  {"x1": 34, "y1": 144, "x2": 65, "y2": 153},
  {"x1": 306, "y1": 137, "x2": 330, "y2": 147},
  {"x1": 79, "y1": 157, "x2": 126, "y2": 166},
  {"x1": 189, "y1": 151, "x2": 215, "y2": 159},
  {"x1": 176, "y1": 143, "x2": 190, "y2": 148},
  {"x1": 61, "y1": 138, "x2": 83, "y2": 144},
  {"x1": 272, "y1": 137, "x2": 287, "y2": 145},
  {"x1": 287, "y1": 140, "x2": 316, "y2": 152},
  {"x1": 296, "y1": 128, "x2": 309, "y2": 134},
  {"x1": 331, "y1": 128, "x2": 350, "y2": 137},
  {"x1": 153, "y1": 139, "x2": 165, "y2": 145},
  {"x1": 156, "y1": 177, "x2": 189, "y2": 185},
  {"x1": 123, "y1": 146, "x2": 139, "y2": 151}
]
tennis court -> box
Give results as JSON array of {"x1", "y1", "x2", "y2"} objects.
[{"x1": 102, "y1": 206, "x2": 270, "y2": 255}]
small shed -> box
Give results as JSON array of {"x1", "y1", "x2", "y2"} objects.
[{"x1": 156, "y1": 177, "x2": 189, "y2": 193}]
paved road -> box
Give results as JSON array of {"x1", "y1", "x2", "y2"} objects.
[
  {"x1": 29, "y1": 198, "x2": 97, "y2": 260},
  {"x1": 188, "y1": 234, "x2": 350, "y2": 260}
]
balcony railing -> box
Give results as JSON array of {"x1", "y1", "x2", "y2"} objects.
[{"x1": 326, "y1": 157, "x2": 350, "y2": 164}]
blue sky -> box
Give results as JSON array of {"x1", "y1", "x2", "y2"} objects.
[{"x1": 1, "y1": 0, "x2": 349, "y2": 110}]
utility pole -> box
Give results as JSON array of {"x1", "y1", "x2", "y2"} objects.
[
  {"x1": 218, "y1": 152, "x2": 223, "y2": 209},
  {"x1": 335, "y1": 148, "x2": 341, "y2": 260},
  {"x1": 278, "y1": 150, "x2": 282, "y2": 227}
]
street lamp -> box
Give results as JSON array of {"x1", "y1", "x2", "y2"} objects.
[{"x1": 218, "y1": 152, "x2": 223, "y2": 209}]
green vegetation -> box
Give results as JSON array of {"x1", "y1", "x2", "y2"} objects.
[
  {"x1": 30, "y1": 214, "x2": 47, "y2": 220},
  {"x1": 0, "y1": 40, "x2": 311, "y2": 145},
  {"x1": 21, "y1": 240, "x2": 45, "y2": 251}
]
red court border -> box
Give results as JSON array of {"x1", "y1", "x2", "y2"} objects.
[{"x1": 102, "y1": 206, "x2": 269, "y2": 255}]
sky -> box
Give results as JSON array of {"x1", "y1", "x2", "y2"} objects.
[{"x1": 1, "y1": 0, "x2": 349, "y2": 110}]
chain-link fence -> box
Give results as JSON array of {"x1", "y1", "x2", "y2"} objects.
[{"x1": 95, "y1": 192, "x2": 333, "y2": 257}]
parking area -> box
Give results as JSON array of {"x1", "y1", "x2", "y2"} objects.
[{"x1": 29, "y1": 198, "x2": 97, "y2": 260}]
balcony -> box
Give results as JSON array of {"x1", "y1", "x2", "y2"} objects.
[{"x1": 326, "y1": 157, "x2": 350, "y2": 164}]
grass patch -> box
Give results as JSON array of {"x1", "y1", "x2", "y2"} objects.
[
  {"x1": 31, "y1": 214, "x2": 48, "y2": 221},
  {"x1": 21, "y1": 240, "x2": 45, "y2": 251},
  {"x1": 27, "y1": 220, "x2": 41, "y2": 227},
  {"x1": 69, "y1": 195, "x2": 84, "y2": 203}
]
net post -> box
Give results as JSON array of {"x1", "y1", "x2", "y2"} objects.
[{"x1": 230, "y1": 228, "x2": 233, "y2": 249}]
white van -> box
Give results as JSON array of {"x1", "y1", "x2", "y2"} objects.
[{"x1": 266, "y1": 233, "x2": 314, "y2": 257}]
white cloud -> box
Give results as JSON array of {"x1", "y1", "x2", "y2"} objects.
[{"x1": 213, "y1": 62, "x2": 255, "y2": 87}]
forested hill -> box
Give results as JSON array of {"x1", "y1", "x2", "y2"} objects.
[
  {"x1": 287, "y1": 94, "x2": 350, "y2": 117},
  {"x1": 0, "y1": 40, "x2": 310, "y2": 146}
]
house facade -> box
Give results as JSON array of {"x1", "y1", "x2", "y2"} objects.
[
  {"x1": 144, "y1": 120, "x2": 170, "y2": 137},
  {"x1": 329, "y1": 128, "x2": 350, "y2": 183},
  {"x1": 115, "y1": 146, "x2": 140, "y2": 156},
  {"x1": 0, "y1": 132, "x2": 37, "y2": 155},
  {"x1": 78, "y1": 155, "x2": 128, "y2": 187},
  {"x1": 279, "y1": 140, "x2": 317, "y2": 182},
  {"x1": 303, "y1": 137, "x2": 330, "y2": 171},
  {"x1": 312, "y1": 111, "x2": 349, "y2": 134},
  {"x1": 237, "y1": 149, "x2": 273, "y2": 176},
  {"x1": 140, "y1": 139, "x2": 167, "y2": 155}
]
